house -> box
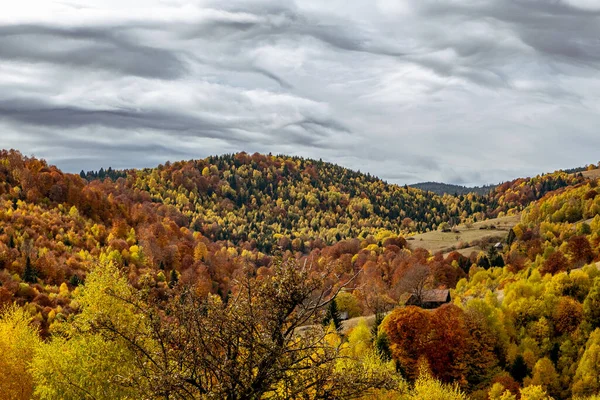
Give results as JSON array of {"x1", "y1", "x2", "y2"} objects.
[
  {"x1": 494, "y1": 242, "x2": 504, "y2": 250},
  {"x1": 405, "y1": 289, "x2": 451, "y2": 309}
]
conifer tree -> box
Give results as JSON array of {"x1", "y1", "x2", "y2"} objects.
[
  {"x1": 510, "y1": 355, "x2": 529, "y2": 383},
  {"x1": 22, "y1": 256, "x2": 37, "y2": 284},
  {"x1": 323, "y1": 298, "x2": 342, "y2": 331},
  {"x1": 169, "y1": 269, "x2": 178, "y2": 289}
]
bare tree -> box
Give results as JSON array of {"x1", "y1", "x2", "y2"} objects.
[
  {"x1": 94, "y1": 259, "x2": 397, "y2": 399},
  {"x1": 399, "y1": 264, "x2": 432, "y2": 307}
]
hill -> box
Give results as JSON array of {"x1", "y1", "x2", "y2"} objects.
[
  {"x1": 82, "y1": 152, "x2": 494, "y2": 253},
  {"x1": 410, "y1": 181, "x2": 496, "y2": 196},
  {"x1": 3, "y1": 148, "x2": 600, "y2": 399},
  {"x1": 81, "y1": 153, "x2": 586, "y2": 254}
]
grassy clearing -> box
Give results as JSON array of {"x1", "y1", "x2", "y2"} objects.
[
  {"x1": 582, "y1": 169, "x2": 600, "y2": 179},
  {"x1": 341, "y1": 314, "x2": 377, "y2": 334},
  {"x1": 407, "y1": 214, "x2": 520, "y2": 256}
]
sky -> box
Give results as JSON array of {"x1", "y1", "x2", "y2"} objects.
[{"x1": 1, "y1": 0, "x2": 600, "y2": 186}]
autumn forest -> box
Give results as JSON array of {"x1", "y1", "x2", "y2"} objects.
[{"x1": 2, "y1": 149, "x2": 600, "y2": 400}]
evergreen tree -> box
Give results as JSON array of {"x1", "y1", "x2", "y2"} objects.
[
  {"x1": 487, "y1": 246, "x2": 505, "y2": 267},
  {"x1": 169, "y1": 269, "x2": 178, "y2": 289},
  {"x1": 69, "y1": 274, "x2": 82, "y2": 287},
  {"x1": 22, "y1": 256, "x2": 37, "y2": 283},
  {"x1": 477, "y1": 255, "x2": 490, "y2": 269},
  {"x1": 510, "y1": 354, "x2": 529, "y2": 383},
  {"x1": 375, "y1": 332, "x2": 392, "y2": 362},
  {"x1": 323, "y1": 299, "x2": 342, "y2": 331}
]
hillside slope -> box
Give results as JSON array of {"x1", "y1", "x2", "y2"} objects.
[{"x1": 93, "y1": 153, "x2": 495, "y2": 253}]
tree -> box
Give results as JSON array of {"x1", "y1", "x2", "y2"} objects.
[
  {"x1": 566, "y1": 235, "x2": 594, "y2": 267},
  {"x1": 335, "y1": 291, "x2": 361, "y2": 319},
  {"x1": 383, "y1": 304, "x2": 472, "y2": 384},
  {"x1": 22, "y1": 256, "x2": 37, "y2": 283},
  {"x1": 584, "y1": 278, "x2": 600, "y2": 329},
  {"x1": 75, "y1": 259, "x2": 395, "y2": 399},
  {"x1": 529, "y1": 357, "x2": 560, "y2": 398},
  {"x1": 572, "y1": 329, "x2": 600, "y2": 398},
  {"x1": 488, "y1": 383, "x2": 516, "y2": 400},
  {"x1": 510, "y1": 354, "x2": 530, "y2": 383},
  {"x1": 169, "y1": 269, "x2": 178, "y2": 288},
  {"x1": 507, "y1": 228, "x2": 516, "y2": 246},
  {"x1": 323, "y1": 296, "x2": 342, "y2": 331},
  {"x1": 519, "y1": 385, "x2": 552, "y2": 400},
  {"x1": 0, "y1": 305, "x2": 40, "y2": 400},
  {"x1": 487, "y1": 246, "x2": 505, "y2": 268},
  {"x1": 477, "y1": 254, "x2": 491, "y2": 269},
  {"x1": 406, "y1": 366, "x2": 468, "y2": 400},
  {"x1": 541, "y1": 250, "x2": 569, "y2": 275},
  {"x1": 31, "y1": 261, "x2": 152, "y2": 399},
  {"x1": 383, "y1": 306, "x2": 431, "y2": 379},
  {"x1": 553, "y1": 296, "x2": 583, "y2": 335},
  {"x1": 399, "y1": 264, "x2": 432, "y2": 307},
  {"x1": 32, "y1": 334, "x2": 141, "y2": 400}
]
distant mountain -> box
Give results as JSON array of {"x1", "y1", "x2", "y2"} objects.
[{"x1": 410, "y1": 182, "x2": 496, "y2": 196}]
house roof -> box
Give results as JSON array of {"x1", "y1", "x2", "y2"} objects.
[{"x1": 414, "y1": 289, "x2": 450, "y2": 303}]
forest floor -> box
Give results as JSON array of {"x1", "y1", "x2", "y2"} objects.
[{"x1": 407, "y1": 214, "x2": 520, "y2": 256}]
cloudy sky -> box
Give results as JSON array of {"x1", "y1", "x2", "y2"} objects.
[{"x1": 1, "y1": 0, "x2": 600, "y2": 185}]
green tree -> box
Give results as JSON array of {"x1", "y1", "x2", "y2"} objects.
[
  {"x1": 22, "y1": 256, "x2": 37, "y2": 283},
  {"x1": 169, "y1": 268, "x2": 178, "y2": 288},
  {"x1": 510, "y1": 354, "x2": 530, "y2": 383},
  {"x1": 323, "y1": 296, "x2": 343, "y2": 331}
]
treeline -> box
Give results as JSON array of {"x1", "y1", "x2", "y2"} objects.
[
  {"x1": 79, "y1": 166, "x2": 127, "y2": 181},
  {"x1": 410, "y1": 181, "x2": 496, "y2": 196}
]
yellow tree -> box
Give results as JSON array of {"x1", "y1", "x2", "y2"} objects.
[
  {"x1": 31, "y1": 261, "x2": 146, "y2": 400},
  {"x1": 0, "y1": 305, "x2": 40, "y2": 400},
  {"x1": 529, "y1": 357, "x2": 560, "y2": 398},
  {"x1": 572, "y1": 329, "x2": 600, "y2": 398},
  {"x1": 520, "y1": 385, "x2": 552, "y2": 400}
]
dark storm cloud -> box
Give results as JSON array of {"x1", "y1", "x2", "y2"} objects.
[{"x1": 2, "y1": 0, "x2": 600, "y2": 186}]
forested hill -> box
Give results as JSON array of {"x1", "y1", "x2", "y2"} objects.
[
  {"x1": 83, "y1": 152, "x2": 494, "y2": 252},
  {"x1": 410, "y1": 181, "x2": 496, "y2": 196},
  {"x1": 78, "y1": 152, "x2": 589, "y2": 253}
]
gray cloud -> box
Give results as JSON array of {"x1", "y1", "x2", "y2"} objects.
[
  {"x1": 0, "y1": 25, "x2": 187, "y2": 79},
  {"x1": 1, "y1": 0, "x2": 600, "y2": 186}
]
